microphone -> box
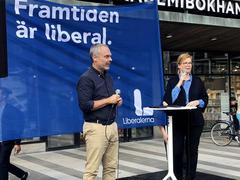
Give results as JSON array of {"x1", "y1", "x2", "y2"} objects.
[
  {"x1": 112, "y1": 89, "x2": 121, "y2": 108},
  {"x1": 115, "y1": 89, "x2": 121, "y2": 95}
]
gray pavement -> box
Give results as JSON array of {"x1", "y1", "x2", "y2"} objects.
[{"x1": 10, "y1": 137, "x2": 240, "y2": 180}]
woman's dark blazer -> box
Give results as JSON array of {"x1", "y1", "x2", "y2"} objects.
[{"x1": 164, "y1": 75, "x2": 208, "y2": 126}]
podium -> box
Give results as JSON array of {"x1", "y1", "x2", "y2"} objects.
[{"x1": 146, "y1": 106, "x2": 197, "y2": 180}]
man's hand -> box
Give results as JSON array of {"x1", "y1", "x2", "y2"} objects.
[
  {"x1": 108, "y1": 94, "x2": 121, "y2": 105},
  {"x1": 93, "y1": 94, "x2": 122, "y2": 110},
  {"x1": 117, "y1": 98, "x2": 123, "y2": 107}
]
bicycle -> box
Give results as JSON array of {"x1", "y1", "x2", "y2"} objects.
[{"x1": 210, "y1": 112, "x2": 240, "y2": 146}]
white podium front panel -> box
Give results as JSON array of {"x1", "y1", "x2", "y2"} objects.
[{"x1": 147, "y1": 106, "x2": 196, "y2": 180}]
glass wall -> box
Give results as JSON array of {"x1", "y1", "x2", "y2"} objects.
[
  {"x1": 131, "y1": 127, "x2": 153, "y2": 139},
  {"x1": 118, "y1": 127, "x2": 153, "y2": 142},
  {"x1": 230, "y1": 53, "x2": 240, "y2": 100},
  {"x1": 47, "y1": 133, "x2": 80, "y2": 150}
]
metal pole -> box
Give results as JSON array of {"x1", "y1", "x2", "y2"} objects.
[{"x1": 163, "y1": 116, "x2": 177, "y2": 180}]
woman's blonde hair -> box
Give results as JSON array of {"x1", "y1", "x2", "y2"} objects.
[{"x1": 177, "y1": 53, "x2": 192, "y2": 65}]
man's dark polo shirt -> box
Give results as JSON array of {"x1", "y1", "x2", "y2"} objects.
[{"x1": 77, "y1": 67, "x2": 116, "y2": 123}]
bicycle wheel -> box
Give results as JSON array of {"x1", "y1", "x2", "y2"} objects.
[{"x1": 211, "y1": 122, "x2": 233, "y2": 146}]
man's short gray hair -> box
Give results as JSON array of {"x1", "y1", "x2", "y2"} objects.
[{"x1": 89, "y1": 43, "x2": 109, "y2": 61}]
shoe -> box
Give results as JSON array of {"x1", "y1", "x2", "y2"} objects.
[{"x1": 21, "y1": 172, "x2": 29, "y2": 180}]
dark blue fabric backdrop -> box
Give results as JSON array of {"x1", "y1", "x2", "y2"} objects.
[{"x1": 0, "y1": 0, "x2": 166, "y2": 141}]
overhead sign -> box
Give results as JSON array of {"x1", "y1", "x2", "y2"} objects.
[
  {"x1": 0, "y1": 0, "x2": 165, "y2": 141},
  {"x1": 114, "y1": 0, "x2": 240, "y2": 18}
]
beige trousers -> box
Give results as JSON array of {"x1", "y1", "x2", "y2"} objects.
[{"x1": 83, "y1": 122, "x2": 119, "y2": 180}]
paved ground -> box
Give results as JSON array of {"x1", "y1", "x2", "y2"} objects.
[{"x1": 10, "y1": 137, "x2": 240, "y2": 180}]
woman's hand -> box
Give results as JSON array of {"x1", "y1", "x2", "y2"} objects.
[
  {"x1": 162, "y1": 131, "x2": 168, "y2": 143},
  {"x1": 163, "y1": 101, "x2": 168, "y2": 107},
  {"x1": 159, "y1": 126, "x2": 168, "y2": 143},
  {"x1": 177, "y1": 71, "x2": 189, "y2": 88},
  {"x1": 186, "y1": 100, "x2": 199, "y2": 107}
]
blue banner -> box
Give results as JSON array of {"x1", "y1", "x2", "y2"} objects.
[{"x1": 0, "y1": 0, "x2": 166, "y2": 141}]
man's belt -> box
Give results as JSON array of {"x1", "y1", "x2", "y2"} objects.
[{"x1": 86, "y1": 119, "x2": 115, "y2": 125}]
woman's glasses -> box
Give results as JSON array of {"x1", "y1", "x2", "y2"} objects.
[{"x1": 181, "y1": 62, "x2": 192, "y2": 65}]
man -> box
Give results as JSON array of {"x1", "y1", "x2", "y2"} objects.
[
  {"x1": 0, "y1": 87, "x2": 28, "y2": 180},
  {"x1": 77, "y1": 44, "x2": 122, "y2": 180}
]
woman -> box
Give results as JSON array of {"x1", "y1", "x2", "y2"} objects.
[{"x1": 160, "y1": 53, "x2": 208, "y2": 180}]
